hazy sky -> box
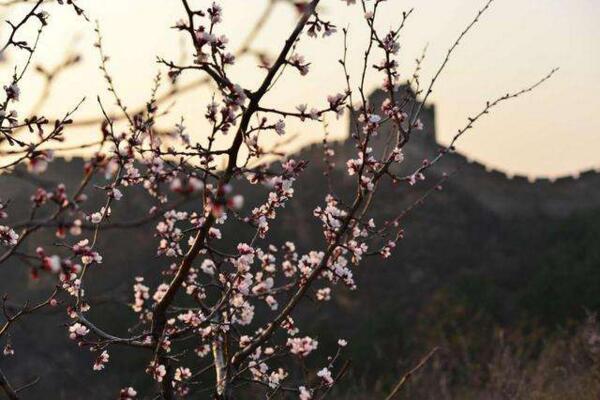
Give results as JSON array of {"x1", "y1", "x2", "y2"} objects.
[{"x1": 3, "y1": 0, "x2": 599, "y2": 177}]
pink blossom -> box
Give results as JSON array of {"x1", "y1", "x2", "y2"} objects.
[
  {"x1": 93, "y1": 350, "x2": 109, "y2": 371},
  {"x1": 175, "y1": 367, "x2": 192, "y2": 381},
  {"x1": 0, "y1": 225, "x2": 19, "y2": 246},
  {"x1": 317, "y1": 367, "x2": 334, "y2": 386},
  {"x1": 68, "y1": 323, "x2": 89, "y2": 340},
  {"x1": 147, "y1": 361, "x2": 167, "y2": 382},
  {"x1": 275, "y1": 119, "x2": 286, "y2": 136},
  {"x1": 119, "y1": 387, "x2": 137, "y2": 399},
  {"x1": 299, "y1": 386, "x2": 312, "y2": 400},
  {"x1": 287, "y1": 336, "x2": 319, "y2": 357}
]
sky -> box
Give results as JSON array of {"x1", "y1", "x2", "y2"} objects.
[{"x1": 2, "y1": 0, "x2": 599, "y2": 178}]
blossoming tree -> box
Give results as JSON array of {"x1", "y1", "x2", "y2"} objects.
[{"x1": 0, "y1": 0, "x2": 554, "y2": 398}]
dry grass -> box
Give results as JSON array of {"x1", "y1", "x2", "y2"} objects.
[{"x1": 329, "y1": 315, "x2": 600, "y2": 400}]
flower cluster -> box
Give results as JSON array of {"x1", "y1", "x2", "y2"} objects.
[
  {"x1": 147, "y1": 361, "x2": 167, "y2": 383},
  {"x1": 68, "y1": 323, "x2": 89, "y2": 340},
  {"x1": 118, "y1": 387, "x2": 137, "y2": 400},
  {"x1": 93, "y1": 350, "x2": 109, "y2": 371},
  {"x1": 72, "y1": 239, "x2": 103, "y2": 265},
  {"x1": 0, "y1": 225, "x2": 18, "y2": 247},
  {"x1": 287, "y1": 336, "x2": 319, "y2": 357}
]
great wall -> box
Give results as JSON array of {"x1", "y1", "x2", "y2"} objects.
[
  {"x1": 297, "y1": 87, "x2": 600, "y2": 218},
  {"x1": 2, "y1": 86, "x2": 598, "y2": 221}
]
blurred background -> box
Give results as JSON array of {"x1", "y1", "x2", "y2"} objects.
[{"x1": 1, "y1": 0, "x2": 600, "y2": 399}]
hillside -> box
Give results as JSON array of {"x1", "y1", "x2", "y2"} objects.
[{"x1": 1, "y1": 94, "x2": 599, "y2": 398}]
